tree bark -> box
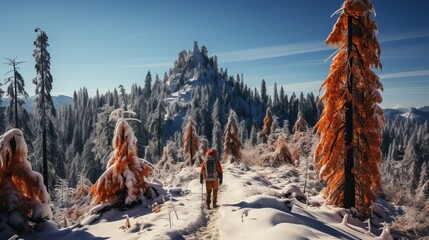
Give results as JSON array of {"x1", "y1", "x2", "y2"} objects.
[{"x1": 344, "y1": 15, "x2": 356, "y2": 209}]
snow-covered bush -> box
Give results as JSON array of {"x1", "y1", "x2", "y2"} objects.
[
  {"x1": 391, "y1": 207, "x2": 429, "y2": 238},
  {"x1": 0, "y1": 129, "x2": 52, "y2": 231},
  {"x1": 261, "y1": 135, "x2": 293, "y2": 166},
  {"x1": 282, "y1": 184, "x2": 307, "y2": 203}
]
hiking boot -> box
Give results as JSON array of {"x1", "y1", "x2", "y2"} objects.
[
  {"x1": 213, "y1": 204, "x2": 219, "y2": 208},
  {"x1": 207, "y1": 204, "x2": 211, "y2": 209}
]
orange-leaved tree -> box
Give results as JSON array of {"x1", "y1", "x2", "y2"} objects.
[
  {"x1": 314, "y1": 0, "x2": 383, "y2": 217},
  {"x1": 0, "y1": 129, "x2": 52, "y2": 230},
  {"x1": 183, "y1": 115, "x2": 200, "y2": 166},
  {"x1": 261, "y1": 107, "x2": 273, "y2": 137},
  {"x1": 91, "y1": 109, "x2": 152, "y2": 205},
  {"x1": 223, "y1": 109, "x2": 242, "y2": 162}
]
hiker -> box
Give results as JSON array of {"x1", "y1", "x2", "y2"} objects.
[{"x1": 200, "y1": 149, "x2": 223, "y2": 209}]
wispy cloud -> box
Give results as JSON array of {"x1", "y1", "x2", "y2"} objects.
[
  {"x1": 382, "y1": 42, "x2": 429, "y2": 60},
  {"x1": 123, "y1": 30, "x2": 153, "y2": 40},
  {"x1": 380, "y1": 29, "x2": 429, "y2": 43},
  {"x1": 379, "y1": 70, "x2": 429, "y2": 79},
  {"x1": 216, "y1": 41, "x2": 327, "y2": 63}
]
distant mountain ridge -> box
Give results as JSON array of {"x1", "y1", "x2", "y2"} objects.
[
  {"x1": 384, "y1": 106, "x2": 429, "y2": 124},
  {"x1": 0, "y1": 95, "x2": 73, "y2": 112}
]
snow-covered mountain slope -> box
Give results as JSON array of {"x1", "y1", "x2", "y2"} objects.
[
  {"x1": 384, "y1": 106, "x2": 429, "y2": 124},
  {"x1": 161, "y1": 41, "x2": 264, "y2": 138}
]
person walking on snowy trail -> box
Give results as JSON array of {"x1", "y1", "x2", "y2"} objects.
[{"x1": 200, "y1": 149, "x2": 223, "y2": 209}]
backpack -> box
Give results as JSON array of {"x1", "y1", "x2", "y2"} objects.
[{"x1": 204, "y1": 155, "x2": 218, "y2": 180}]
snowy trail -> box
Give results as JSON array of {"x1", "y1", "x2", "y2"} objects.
[
  {"x1": 192, "y1": 184, "x2": 226, "y2": 240},
  {"x1": 189, "y1": 163, "x2": 269, "y2": 240}
]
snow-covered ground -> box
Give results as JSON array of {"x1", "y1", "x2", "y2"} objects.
[{"x1": 2, "y1": 159, "x2": 396, "y2": 240}]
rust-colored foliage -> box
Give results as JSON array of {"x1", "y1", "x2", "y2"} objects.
[
  {"x1": 91, "y1": 119, "x2": 152, "y2": 204},
  {"x1": 73, "y1": 177, "x2": 92, "y2": 201},
  {"x1": 292, "y1": 111, "x2": 309, "y2": 133},
  {"x1": 0, "y1": 129, "x2": 51, "y2": 222},
  {"x1": 261, "y1": 108, "x2": 273, "y2": 136},
  {"x1": 183, "y1": 116, "x2": 200, "y2": 166},
  {"x1": 272, "y1": 135, "x2": 294, "y2": 166},
  {"x1": 315, "y1": 0, "x2": 383, "y2": 217},
  {"x1": 223, "y1": 110, "x2": 242, "y2": 162}
]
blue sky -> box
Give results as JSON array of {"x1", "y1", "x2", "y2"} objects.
[{"x1": 0, "y1": 0, "x2": 428, "y2": 108}]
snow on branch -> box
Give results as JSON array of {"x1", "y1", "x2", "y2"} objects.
[
  {"x1": 0, "y1": 129, "x2": 52, "y2": 231},
  {"x1": 91, "y1": 109, "x2": 152, "y2": 205}
]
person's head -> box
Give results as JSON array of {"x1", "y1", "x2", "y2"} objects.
[{"x1": 206, "y1": 149, "x2": 217, "y2": 158}]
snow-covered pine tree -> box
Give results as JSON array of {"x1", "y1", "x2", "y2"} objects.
[
  {"x1": 93, "y1": 106, "x2": 115, "y2": 169},
  {"x1": 314, "y1": 0, "x2": 383, "y2": 217},
  {"x1": 248, "y1": 124, "x2": 257, "y2": 146},
  {"x1": 403, "y1": 133, "x2": 420, "y2": 190},
  {"x1": 147, "y1": 100, "x2": 166, "y2": 158},
  {"x1": 4, "y1": 58, "x2": 30, "y2": 130},
  {"x1": 260, "y1": 79, "x2": 268, "y2": 108},
  {"x1": 261, "y1": 107, "x2": 273, "y2": 137},
  {"x1": 211, "y1": 99, "x2": 223, "y2": 155},
  {"x1": 91, "y1": 109, "x2": 152, "y2": 205},
  {"x1": 264, "y1": 134, "x2": 293, "y2": 166},
  {"x1": 81, "y1": 135, "x2": 102, "y2": 185},
  {"x1": 288, "y1": 93, "x2": 298, "y2": 126},
  {"x1": 157, "y1": 142, "x2": 179, "y2": 175},
  {"x1": 0, "y1": 129, "x2": 52, "y2": 231},
  {"x1": 0, "y1": 87, "x2": 5, "y2": 133},
  {"x1": 33, "y1": 29, "x2": 64, "y2": 191},
  {"x1": 144, "y1": 71, "x2": 152, "y2": 100},
  {"x1": 118, "y1": 84, "x2": 128, "y2": 111},
  {"x1": 273, "y1": 82, "x2": 280, "y2": 112},
  {"x1": 283, "y1": 120, "x2": 291, "y2": 137},
  {"x1": 239, "y1": 120, "x2": 247, "y2": 145},
  {"x1": 292, "y1": 111, "x2": 309, "y2": 133},
  {"x1": 183, "y1": 115, "x2": 200, "y2": 166},
  {"x1": 223, "y1": 109, "x2": 242, "y2": 162}
]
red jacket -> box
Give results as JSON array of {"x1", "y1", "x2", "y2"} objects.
[{"x1": 200, "y1": 150, "x2": 223, "y2": 181}]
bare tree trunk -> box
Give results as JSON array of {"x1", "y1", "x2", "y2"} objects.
[
  {"x1": 40, "y1": 35, "x2": 48, "y2": 192},
  {"x1": 344, "y1": 15, "x2": 356, "y2": 209},
  {"x1": 13, "y1": 65, "x2": 18, "y2": 128}
]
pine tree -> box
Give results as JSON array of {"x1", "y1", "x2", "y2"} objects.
[
  {"x1": 91, "y1": 109, "x2": 152, "y2": 204},
  {"x1": 273, "y1": 82, "x2": 280, "y2": 112},
  {"x1": 292, "y1": 111, "x2": 309, "y2": 133},
  {"x1": 144, "y1": 70, "x2": 152, "y2": 100},
  {"x1": 260, "y1": 107, "x2": 273, "y2": 143},
  {"x1": 223, "y1": 109, "x2": 242, "y2": 162},
  {"x1": 271, "y1": 135, "x2": 293, "y2": 166},
  {"x1": 81, "y1": 135, "x2": 102, "y2": 185},
  {"x1": 183, "y1": 115, "x2": 200, "y2": 166},
  {"x1": 262, "y1": 107, "x2": 273, "y2": 135},
  {"x1": 314, "y1": 0, "x2": 383, "y2": 216},
  {"x1": 118, "y1": 84, "x2": 128, "y2": 111},
  {"x1": 260, "y1": 79, "x2": 268, "y2": 108},
  {"x1": 4, "y1": 58, "x2": 29, "y2": 129},
  {"x1": 147, "y1": 101, "x2": 166, "y2": 157},
  {"x1": 0, "y1": 87, "x2": 5, "y2": 133},
  {"x1": 211, "y1": 99, "x2": 223, "y2": 155},
  {"x1": 93, "y1": 106, "x2": 114, "y2": 169},
  {"x1": 33, "y1": 29, "x2": 63, "y2": 191},
  {"x1": 248, "y1": 124, "x2": 257, "y2": 146}
]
